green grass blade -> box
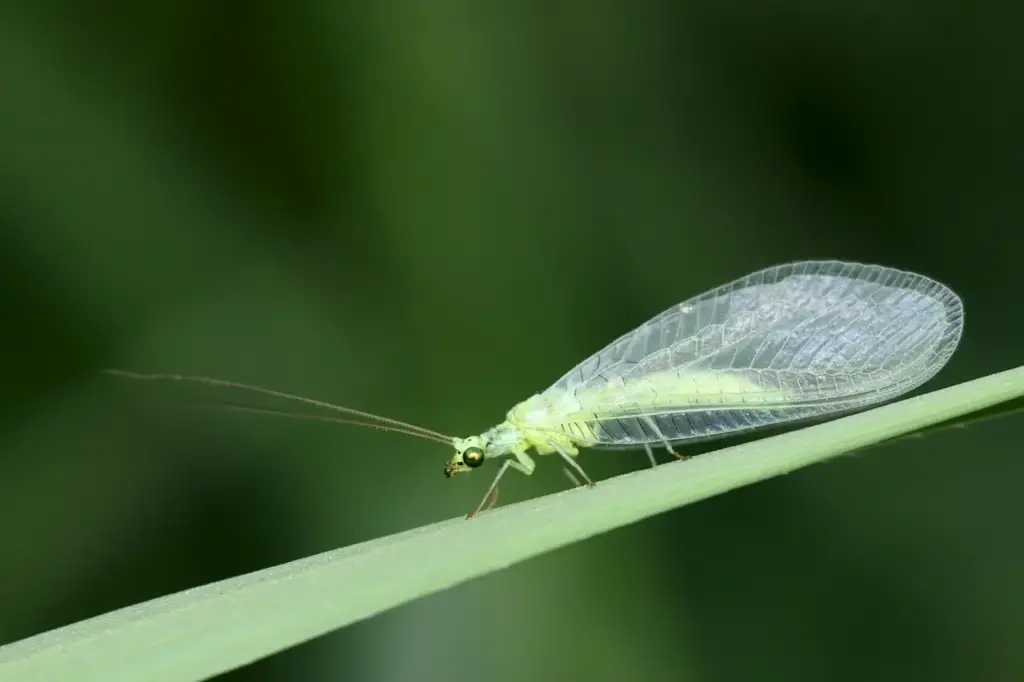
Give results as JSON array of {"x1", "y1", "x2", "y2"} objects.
[{"x1": 3, "y1": 365, "x2": 1023, "y2": 682}]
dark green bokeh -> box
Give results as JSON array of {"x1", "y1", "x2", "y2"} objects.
[{"x1": 1, "y1": 3, "x2": 1022, "y2": 681}]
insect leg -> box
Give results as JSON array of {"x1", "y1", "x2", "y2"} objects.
[
  {"x1": 642, "y1": 416, "x2": 686, "y2": 460},
  {"x1": 467, "y1": 451, "x2": 535, "y2": 518},
  {"x1": 643, "y1": 443, "x2": 657, "y2": 468},
  {"x1": 483, "y1": 486, "x2": 500, "y2": 512},
  {"x1": 548, "y1": 441, "x2": 595, "y2": 487}
]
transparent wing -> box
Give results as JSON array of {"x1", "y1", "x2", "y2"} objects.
[{"x1": 528, "y1": 261, "x2": 963, "y2": 447}]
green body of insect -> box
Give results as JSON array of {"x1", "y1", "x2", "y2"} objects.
[{"x1": 444, "y1": 370, "x2": 790, "y2": 515}]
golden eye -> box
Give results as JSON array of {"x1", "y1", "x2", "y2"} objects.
[{"x1": 463, "y1": 446, "x2": 485, "y2": 468}]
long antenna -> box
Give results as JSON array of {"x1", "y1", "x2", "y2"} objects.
[
  {"x1": 207, "y1": 402, "x2": 454, "y2": 445},
  {"x1": 103, "y1": 369, "x2": 455, "y2": 442}
]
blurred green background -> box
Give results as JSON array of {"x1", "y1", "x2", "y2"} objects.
[{"x1": 2, "y1": 2, "x2": 1022, "y2": 681}]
